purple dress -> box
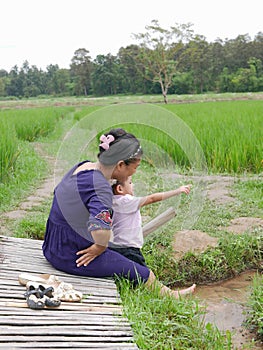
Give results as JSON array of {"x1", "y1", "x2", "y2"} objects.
[{"x1": 42, "y1": 161, "x2": 150, "y2": 285}]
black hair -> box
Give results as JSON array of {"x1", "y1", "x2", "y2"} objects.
[
  {"x1": 111, "y1": 181, "x2": 121, "y2": 195},
  {"x1": 97, "y1": 128, "x2": 143, "y2": 165}
]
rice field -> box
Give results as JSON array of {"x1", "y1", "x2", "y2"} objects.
[
  {"x1": 0, "y1": 106, "x2": 70, "y2": 181},
  {"x1": 163, "y1": 100, "x2": 263, "y2": 173},
  {"x1": 0, "y1": 99, "x2": 262, "y2": 183}
]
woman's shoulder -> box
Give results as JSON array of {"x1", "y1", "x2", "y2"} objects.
[{"x1": 72, "y1": 160, "x2": 95, "y2": 175}]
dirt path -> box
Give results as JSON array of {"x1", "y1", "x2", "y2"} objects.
[{"x1": 0, "y1": 142, "x2": 64, "y2": 236}]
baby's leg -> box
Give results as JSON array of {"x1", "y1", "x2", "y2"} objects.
[
  {"x1": 171, "y1": 284, "x2": 196, "y2": 298},
  {"x1": 145, "y1": 270, "x2": 196, "y2": 299}
]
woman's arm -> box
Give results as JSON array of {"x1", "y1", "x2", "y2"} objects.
[{"x1": 76, "y1": 229, "x2": 111, "y2": 267}]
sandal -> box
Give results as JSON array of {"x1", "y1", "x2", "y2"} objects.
[
  {"x1": 25, "y1": 281, "x2": 61, "y2": 308},
  {"x1": 19, "y1": 273, "x2": 82, "y2": 302},
  {"x1": 24, "y1": 283, "x2": 46, "y2": 310},
  {"x1": 25, "y1": 294, "x2": 45, "y2": 310},
  {"x1": 54, "y1": 282, "x2": 83, "y2": 302},
  {"x1": 18, "y1": 273, "x2": 61, "y2": 286}
]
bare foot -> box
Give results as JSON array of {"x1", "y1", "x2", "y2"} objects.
[{"x1": 172, "y1": 283, "x2": 196, "y2": 299}]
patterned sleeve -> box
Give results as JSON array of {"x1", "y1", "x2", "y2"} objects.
[{"x1": 77, "y1": 170, "x2": 113, "y2": 232}]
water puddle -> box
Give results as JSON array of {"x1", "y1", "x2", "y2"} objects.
[{"x1": 194, "y1": 270, "x2": 262, "y2": 349}]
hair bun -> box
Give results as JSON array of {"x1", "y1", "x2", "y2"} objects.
[{"x1": 113, "y1": 128, "x2": 127, "y2": 137}]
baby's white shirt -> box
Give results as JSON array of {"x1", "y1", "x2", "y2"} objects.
[{"x1": 111, "y1": 194, "x2": 143, "y2": 248}]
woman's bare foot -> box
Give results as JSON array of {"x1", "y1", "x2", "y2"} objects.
[{"x1": 172, "y1": 283, "x2": 196, "y2": 299}]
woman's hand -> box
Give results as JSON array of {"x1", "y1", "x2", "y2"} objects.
[
  {"x1": 76, "y1": 244, "x2": 106, "y2": 267},
  {"x1": 76, "y1": 229, "x2": 111, "y2": 267}
]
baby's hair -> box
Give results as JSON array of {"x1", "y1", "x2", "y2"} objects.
[{"x1": 112, "y1": 180, "x2": 123, "y2": 195}]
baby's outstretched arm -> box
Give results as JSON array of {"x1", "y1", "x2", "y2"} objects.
[
  {"x1": 177, "y1": 184, "x2": 191, "y2": 195},
  {"x1": 140, "y1": 184, "x2": 192, "y2": 207}
]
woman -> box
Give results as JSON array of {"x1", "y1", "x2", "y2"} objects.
[{"x1": 42, "y1": 128, "x2": 195, "y2": 298}]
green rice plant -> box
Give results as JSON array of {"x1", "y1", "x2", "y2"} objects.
[
  {"x1": 95, "y1": 100, "x2": 262, "y2": 174},
  {"x1": 1, "y1": 107, "x2": 68, "y2": 142},
  {"x1": 0, "y1": 141, "x2": 47, "y2": 212},
  {"x1": 73, "y1": 106, "x2": 101, "y2": 121},
  {"x1": 0, "y1": 105, "x2": 77, "y2": 211},
  {"x1": 163, "y1": 100, "x2": 263, "y2": 173},
  {"x1": 0, "y1": 119, "x2": 19, "y2": 182},
  {"x1": 246, "y1": 273, "x2": 263, "y2": 342}
]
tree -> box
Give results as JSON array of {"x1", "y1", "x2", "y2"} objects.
[
  {"x1": 46, "y1": 64, "x2": 60, "y2": 94},
  {"x1": 70, "y1": 48, "x2": 93, "y2": 95},
  {"x1": 5, "y1": 65, "x2": 23, "y2": 97},
  {"x1": 46, "y1": 65, "x2": 71, "y2": 95},
  {"x1": 132, "y1": 20, "x2": 194, "y2": 103},
  {"x1": 20, "y1": 61, "x2": 44, "y2": 97},
  {"x1": 54, "y1": 69, "x2": 71, "y2": 95},
  {"x1": 0, "y1": 69, "x2": 8, "y2": 96},
  {"x1": 178, "y1": 35, "x2": 211, "y2": 93},
  {"x1": 91, "y1": 54, "x2": 122, "y2": 96},
  {"x1": 223, "y1": 35, "x2": 253, "y2": 73},
  {"x1": 118, "y1": 45, "x2": 146, "y2": 94}
]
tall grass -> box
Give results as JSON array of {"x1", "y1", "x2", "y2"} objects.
[
  {"x1": 0, "y1": 142, "x2": 47, "y2": 212},
  {"x1": 0, "y1": 119, "x2": 19, "y2": 182},
  {"x1": 164, "y1": 100, "x2": 263, "y2": 173},
  {"x1": 94, "y1": 100, "x2": 262, "y2": 174},
  {"x1": 246, "y1": 273, "x2": 263, "y2": 342},
  {"x1": 1, "y1": 100, "x2": 262, "y2": 175},
  {"x1": 0, "y1": 106, "x2": 71, "y2": 184},
  {"x1": 0, "y1": 107, "x2": 67, "y2": 141},
  {"x1": 117, "y1": 278, "x2": 232, "y2": 349}
]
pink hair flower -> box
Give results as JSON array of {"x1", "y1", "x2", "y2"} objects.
[{"x1": 99, "y1": 134, "x2": 115, "y2": 150}]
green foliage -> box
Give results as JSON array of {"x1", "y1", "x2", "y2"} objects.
[
  {"x1": 0, "y1": 106, "x2": 73, "y2": 190},
  {"x1": 14, "y1": 215, "x2": 46, "y2": 240},
  {"x1": 100, "y1": 99, "x2": 262, "y2": 174},
  {"x1": 233, "y1": 179, "x2": 263, "y2": 210},
  {"x1": 1, "y1": 32, "x2": 263, "y2": 98},
  {"x1": 73, "y1": 106, "x2": 101, "y2": 121},
  {"x1": 144, "y1": 232, "x2": 263, "y2": 287},
  {"x1": 1, "y1": 107, "x2": 66, "y2": 141},
  {"x1": 0, "y1": 119, "x2": 19, "y2": 182},
  {"x1": 0, "y1": 142, "x2": 47, "y2": 212},
  {"x1": 117, "y1": 278, "x2": 231, "y2": 349},
  {"x1": 246, "y1": 273, "x2": 263, "y2": 341},
  {"x1": 164, "y1": 100, "x2": 263, "y2": 173}
]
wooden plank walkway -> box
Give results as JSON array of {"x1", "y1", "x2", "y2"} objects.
[{"x1": 0, "y1": 235, "x2": 138, "y2": 349}]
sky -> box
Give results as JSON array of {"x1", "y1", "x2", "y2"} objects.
[{"x1": 1, "y1": 0, "x2": 262, "y2": 72}]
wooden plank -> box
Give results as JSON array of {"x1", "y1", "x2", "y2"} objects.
[
  {"x1": 0, "y1": 325, "x2": 134, "y2": 336},
  {"x1": 0, "y1": 339, "x2": 138, "y2": 349},
  {"x1": 0, "y1": 235, "x2": 138, "y2": 349},
  {"x1": 0, "y1": 273, "x2": 118, "y2": 293},
  {"x1": 0, "y1": 300, "x2": 123, "y2": 313},
  {"x1": 0, "y1": 308, "x2": 127, "y2": 318},
  {"x1": 142, "y1": 207, "x2": 176, "y2": 237},
  {"x1": 0, "y1": 316, "x2": 130, "y2": 326}
]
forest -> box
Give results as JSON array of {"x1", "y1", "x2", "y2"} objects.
[{"x1": 0, "y1": 21, "x2": 262, "y2": 99}]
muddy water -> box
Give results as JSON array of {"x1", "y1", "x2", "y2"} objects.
[{"x1": 194, "y1": 270, "x2": 262, "y2": 349}]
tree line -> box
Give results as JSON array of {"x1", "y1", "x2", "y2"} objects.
[{"x1": 0, "y1": 21, "x2": 262, "y2": 101}]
